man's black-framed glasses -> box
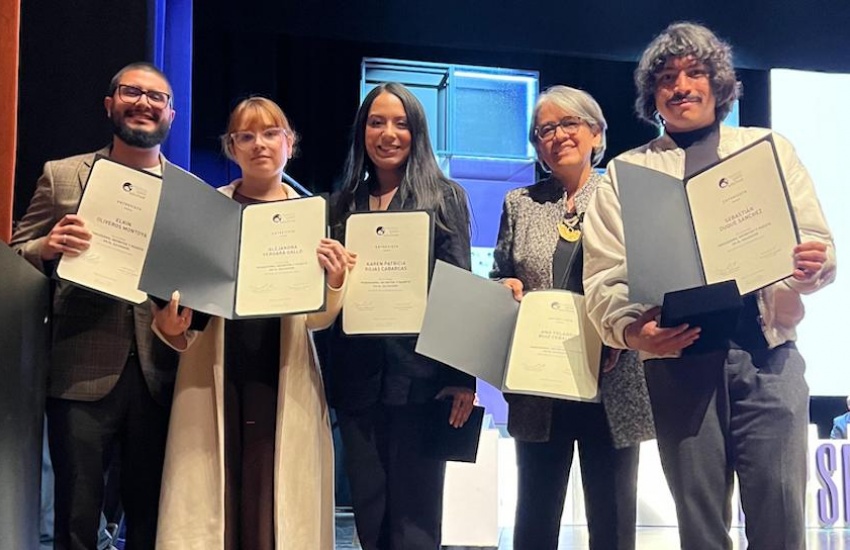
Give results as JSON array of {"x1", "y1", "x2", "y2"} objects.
[{"x1": 116, "y1": 84, "x2": 171, "y2": 108}]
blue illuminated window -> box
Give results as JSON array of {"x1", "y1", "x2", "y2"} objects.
[{"x1": 362, "y1": 59, "x2": 539, "y2": 275}]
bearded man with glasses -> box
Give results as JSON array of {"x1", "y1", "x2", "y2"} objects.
[{"x1": 11, "y1": 61, "x2": 178, "y2": 550}]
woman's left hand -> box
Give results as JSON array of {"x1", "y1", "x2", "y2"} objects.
[
  {"x1": 434, "y1": 386, "x2": 476, "y2": 428},
  {"x1": 317, "y1": 238, "x2": 356, "y2": 288}
]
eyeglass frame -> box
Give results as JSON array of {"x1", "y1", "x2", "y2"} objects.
[
  {"x1": 228, "y1": 127, "x2": 292, "y2": 151},
  {"x1": 116, "y1": 84, "x2": 172, "y2": 108},
  {"x1": 533, "y1": 116, "x2": 590, "y2": 142}
]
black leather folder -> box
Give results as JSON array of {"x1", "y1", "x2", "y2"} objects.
[
  {"x1": 423, "y1": 400, "x2": 485, "y2": 463},
  {"x1": 660, "y1": 280, "x2": 743, "y2": 355}
]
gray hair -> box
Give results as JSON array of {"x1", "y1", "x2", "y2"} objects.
[
  {"x1": 634, "y1": 22, "x2": 741, "y2": 127},
  {"x1": 529, "y1": 85, "x2": 607, "y2": 167}
]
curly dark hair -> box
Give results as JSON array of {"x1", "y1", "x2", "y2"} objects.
[{"x1": 634, "y1": 22, "x2": 741, "y2": 127}]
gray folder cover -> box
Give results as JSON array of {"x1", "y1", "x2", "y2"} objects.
[
  {"x1": 140, "y1": 163, "x2": 242, "y2": 318},
  {"x1": 0, "y1": 243, "x2": 50, "y2": 549},
  {"x1": 415, "y1": 261, "x2": 519, "y2": 388},
  {"x1": 615, "y1": 160, "x2": 704, "y2": 305}
]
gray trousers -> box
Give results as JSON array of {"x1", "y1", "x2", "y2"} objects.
[{"x1": 644, "y1": 342, "x2": 808, "y2": 550}]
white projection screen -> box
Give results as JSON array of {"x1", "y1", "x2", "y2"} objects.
[{"x1": 771, "y1": 68, "x2": 849, "y2": 396}]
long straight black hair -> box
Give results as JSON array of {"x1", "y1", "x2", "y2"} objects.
[{"x1": 332, "y1": 82, "x2": 470, "y2": 235}]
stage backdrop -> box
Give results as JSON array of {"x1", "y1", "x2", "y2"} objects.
[{"x1": 0, "y1": 0, "x2": 20, "y2": 242}]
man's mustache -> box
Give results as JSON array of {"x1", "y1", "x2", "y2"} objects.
[
  {"x1": 122, "y1": 109, "x2": 158, "y2": 122},
  {"x1": 668, "y1": 93, "x2": 701, "y2": 105}
]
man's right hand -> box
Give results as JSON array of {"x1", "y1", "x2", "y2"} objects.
[
  {"x1": 624, "y1": 306, "x2": 701, "y2": 355},
  {"x1": 41, "y1": 214, "x2": 92, "y2": 261}
]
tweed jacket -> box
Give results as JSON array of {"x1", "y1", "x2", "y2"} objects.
[
  {"x1": 491, "y1": 173, "x2": 655, "y2": 448},
  {"x1": 10, "y1": 148, "x2": 178, "y2": 404}
]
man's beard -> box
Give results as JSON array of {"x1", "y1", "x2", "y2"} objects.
[{"x1": 111, "y1": 112, "x2": 171, "y2": 148}]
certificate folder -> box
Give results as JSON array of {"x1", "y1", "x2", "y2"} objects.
[
  {"x1": 423, "y1": 401, "x2": 485, "y2": 463},
  {"x1": 616, "y1": 134, "x2": 799, "y2": 306},
  {"x1": 416, "y1": 261, "x2": 601, "y2": 402},
  {"x1": 139, "y1": 164, "x2": 327, "y2": 319},
  {"x1": 342, "y1": 210, "x2": 434, "y2": 336},
  {"x1": 660, "y1": 280, "x2": 743, "y2": 355},
  {"x1": 57, "y1": 156, "x2": 162, "y2": 304}
]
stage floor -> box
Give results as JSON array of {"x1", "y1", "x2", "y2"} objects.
[{"x1": 334, "y1": 513, "x2": 850, "y2": 549}]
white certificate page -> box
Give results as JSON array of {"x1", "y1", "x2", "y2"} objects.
[
  {"x1": 343, "y1": 211, "x2": 431, "y2": 335},
  {"x1": 57, "y1": 158, "x2": 161, "y2": 304},
  {"x1": 503, "y1": 290, "x2": 601, "y2": 401},
  {"x1": 687, "y1": 138, "x2": 798, "y2": 295},
  {"x1": 234, "y1": 195, "x2": 326, "y2": 317}
]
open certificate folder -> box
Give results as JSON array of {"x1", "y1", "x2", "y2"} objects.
[
  {"x1": 342, "y1": 210, "x2": 433, "y2": 336},
  {"x1": 139, "y1": 164, "x2": 327, "y2": 319},
  {"x1": 57, "y1": 156, "x2": 162, "y2": 304},
  {"x1": 616, "y1": 134, "x2": 799, "y2": 305},
  {"x1": 415, "y1": 261, "x2": 602, "y2": 401}
]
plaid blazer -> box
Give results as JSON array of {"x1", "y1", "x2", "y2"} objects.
[{"x1": 10, "y1": 149, "x2": 177, "y2": 404}]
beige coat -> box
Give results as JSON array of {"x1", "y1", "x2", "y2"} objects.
[
  {"x1": 584, "y1": 126, "x2": 836, "y2": 357},
  {"x1": 156, "y1": 181, "x2": 342, "y2": 549}
]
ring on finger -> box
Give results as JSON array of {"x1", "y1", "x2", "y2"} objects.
[{"x1": 62, "y1": 235, "x2": 67, "y2": 245}]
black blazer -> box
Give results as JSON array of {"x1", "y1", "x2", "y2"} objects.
[{"x1": 324, "y1": 183, "x2": 475, "y2": 412}]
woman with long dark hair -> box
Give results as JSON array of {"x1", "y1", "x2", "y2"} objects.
[{"x1": 327, "y1": 82, "x2": 475, "y2": 550}]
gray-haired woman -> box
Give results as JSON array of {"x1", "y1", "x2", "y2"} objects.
[{"x1": 491, "y1": 85, "x2": 655, "y2": 550}]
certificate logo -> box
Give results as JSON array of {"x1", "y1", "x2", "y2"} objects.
[
  {"x1": 272, "y1": 213, "x2": 285, "y2": 224},
  {"x1": 374, "y1": 225, "x2": 400, "y2": 237},
  {"x1": 550, "y1": 301, "x2": 569, "y2": 311},
  {"x1": 717, "y1": 171, "x2": 744, "y2": 190},
  {"x1": 120, "y1": 181, "x2": 148, "y2": 199}
]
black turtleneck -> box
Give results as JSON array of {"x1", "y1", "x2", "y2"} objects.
[
  {"x1": 667, "y1": 121, "x2": 721, "y2": 178},
  {"x1": 668, "y1": 121, "x2": 768, "y2": 350}
]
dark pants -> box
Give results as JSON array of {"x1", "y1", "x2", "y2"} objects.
[
  {"x1": 645, "y1": 342, "x2": 809, "y2": 550},
  {"x1": 46, "y1": 355, "x2": 170, "y2": 550},
  {"x1": 513, "y1": 401, "x2": 640, "y2": 550},
  {"x1": 223, "y1": 380, "x2": 277, "y2": 550},
  {"x1": 337, "y1": 404, "x2": 447, "y2": 550}
]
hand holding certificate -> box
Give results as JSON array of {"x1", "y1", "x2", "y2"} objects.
[
  {"x1": 617, "y1": 135, "x2": 799, "y2": 305},
  {"x1": 57, "y1": 157, "x2": 162, "y2": 304},
  {"x1": 416, "y1": 261, "x2": 601, "y2": 401},
  {"x1": 342, "y1": 210, "x2": 433, "y2": 335},
  {"x1": 502, "y1": 291, "x2": 601, "y2": 400}
]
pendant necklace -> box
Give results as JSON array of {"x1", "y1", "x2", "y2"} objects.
[{"x1": 557, "y1": 210, "x2": 583, "y2": 242}]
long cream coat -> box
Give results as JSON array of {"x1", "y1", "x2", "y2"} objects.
[{"x1": 156, "y1": 182, "x2": 341, "y2": 549}]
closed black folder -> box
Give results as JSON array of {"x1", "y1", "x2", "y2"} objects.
[
  {"x1": 660, "y1": 280, "x2": 743, "y2": 355},
  {"x1": 422, "y1": 400, "x2": 485, "y2": 463}
]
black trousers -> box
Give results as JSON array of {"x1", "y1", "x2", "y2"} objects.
[
  {"x1": 46, "y1": 355, "x2": 170, "y2": 550},
  {"x1": 337, "y1": 403, "x2": 446, "y2": 550},
  {"x1": 513, "y1": 401, "x2": 640, "y2": 550}
]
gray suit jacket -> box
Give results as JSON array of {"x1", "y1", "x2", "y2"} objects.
[{"x1": 10, "y1": 148, "x2": 177, "y2": 405}]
